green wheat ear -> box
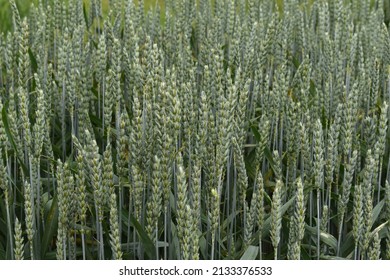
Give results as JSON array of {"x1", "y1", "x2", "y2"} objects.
[
  {"x1": 14, "y1": 217, "x2": 24, "y2": 260},
  {"x1": 271, "y1": 179, "x2": 283, "y2": 260}
]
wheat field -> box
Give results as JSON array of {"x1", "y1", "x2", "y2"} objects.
[{"x1": 0, "y1": 0, "x2": 389, "y2": 260}]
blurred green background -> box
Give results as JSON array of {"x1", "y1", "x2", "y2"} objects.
[
  {"x1": 0, "y1": 0, "x2": 31, "y2": 32},
  {"x1": 0, "y1": 0, "x2": 389, "y2": 33},
  {"x1": 0, "y1": 0, "x2": 164, "y2": 33}
]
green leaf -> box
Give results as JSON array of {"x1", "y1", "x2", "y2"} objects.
[
  {"x1": 305, "y1": 225, "x2": 338, "y2": 252},
  {"x1": 371, "y1": 199, "x2": 385, "y2": 226},
  {"x1": 371, "y1": 221, "x2": 389, "y2": 240},
  {"x1": 263, "y1": 146, "x2": 275, "y2": 168},
  {"x1": 339, "y1": 232, "x2": 355, "y2": 257},
  {"x1": 129, "y1": 214, "x2": 156, "y2": 259},
  {"x1": 320, "y1": 255, "x2": 349, "y2": 260},
  {"x1": 28, "y1": 48, "x2": 37, "y2": 74},
  {"x1": 169, "y1": 221, "x2": 181, "y2": 260},
  {"x1": 336, "y1": 223, "x2": 388, "y2": 258},
  {"x1": 240, "y1": 245, "x2": 259, "y2": 260},
  {"x1": 41, "y1": 195, "x2": 58, "y2": 259},
  {"x1": 199, "y1": 235, "x2": 207, "y2": 260},
  {"x1": 250, "y1": 124, "x2": 260, "y2": 142},
  {"x1": 0, "y1": 243, "x2": 5, "y2": 260},
  {"x1": 83, "y1": 2, "x2": 89, "y2": 27}
]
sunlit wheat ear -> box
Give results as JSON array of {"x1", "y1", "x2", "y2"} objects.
[
  {"x1": 146, "y1": 155, "x2": 162, "y2": 245},
  {"x1": 95, "y1": 30, "x2": 106, "y2": 125},
  {"x1": 295, "y1": 178, "x2": 306, "y2": 258},
  {"x1": 55, "y1": 160, "x2": 64, "y2": 260},
  {"x1": 272, "y1": 150, "x2": 282, "y2": 182},
  {"x1": 109, "y1": 191, "x2": 122, "y2": 260},
  {"x1": 85, "y1": 129, "x2": 105, "y2": 260},
  {"x1": 361, "y1": 150, "x2": 376, "y2": 257},
  {"x1": 9, "y1": 0, "x2": 21, "y2": 33},
  {"x1": 352, "y1": 184, "x2": 363, "y2": 259},
  {"x1": 103, "y1": 138, "x2": 114, "y2": 204},
  {"x1": 255, "y1": 171, "x2": 265, "y2": 260},
  {"x1": 271, "y1": 179, "x2": 283, "y2": 260},
  {"x1": 24, "y1": 180, "x2": 34, "y2": 260},
  {"x1": 176, "y1": 155, "x2": 192, "y2": 260},
  {"x1": 63, "y1": 161, "x2": 75, "y2": 258},
  {"x1": 368, "y1": 233, "x2": 381, "y2": 260},
  {"x1": 337, "y1": 150, "x2": 358, "y2": 255},
  {"x1": 56, "y1": 159, "x2": 73, "y2": 260},
  {"x1": 376, "y1": 102, "x2": 388, "y2": 201},
  {"x1": 210, "y1": 187, "x2": 219, "y2": 260},
  {"x1": 287, "y1": 177, "x2": 305, "y2": 260},
  {"x1": 244, "y1": 188, "x2": 258, "y2": 248},
  {"x1": 75, "y1": 152, "x2": 87, "y2": 260},
  {"x1": 14, "y1": 217, "x2": 24, "y2": 260}
]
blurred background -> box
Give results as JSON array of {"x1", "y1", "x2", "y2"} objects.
[
  {"x1": 0, "y1": 0, "x2": 163, "y2": 33},
  {"x1": 0, "y1": 0, "x2": 389, "y2": 33}
]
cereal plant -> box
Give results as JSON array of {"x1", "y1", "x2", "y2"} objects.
[{"x1": 0, "y1": 0, "x2": 389, "y2": 260}]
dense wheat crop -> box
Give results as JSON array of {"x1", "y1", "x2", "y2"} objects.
[{"x1": 0, "y1": 0, "x2": 389, "y2": 260}]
